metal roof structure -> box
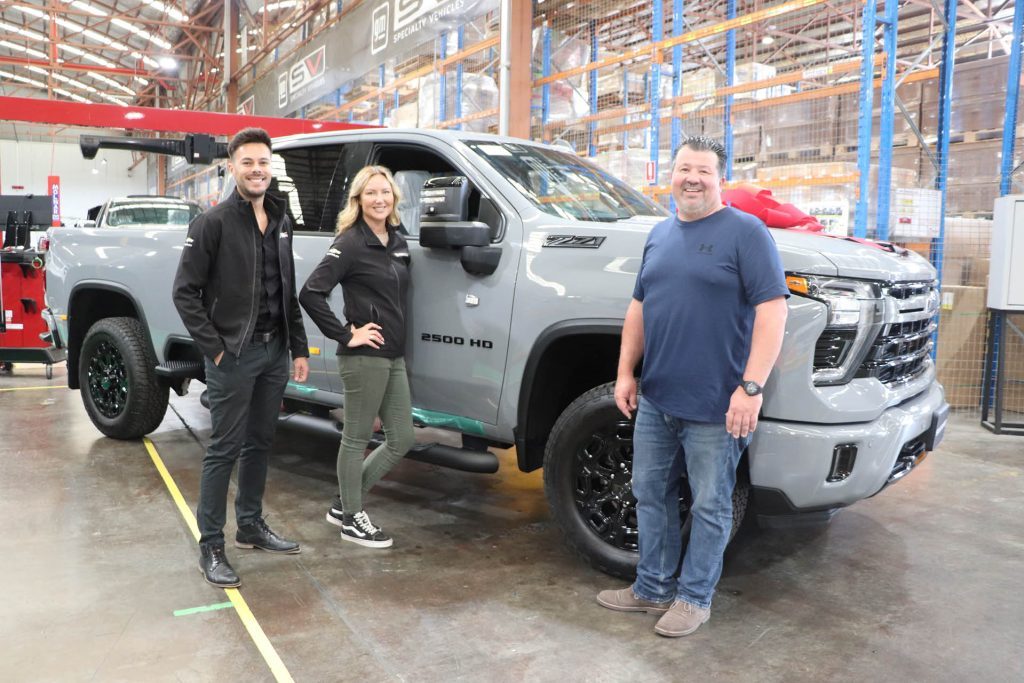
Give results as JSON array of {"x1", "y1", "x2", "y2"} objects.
[{"x1": 0, "y1": 0, "x2": 329, "y2": 140}]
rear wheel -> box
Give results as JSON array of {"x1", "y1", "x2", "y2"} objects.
[
  {"x1": 78, "y1": 317, "x2": 168, "y2": 439},
  {"x1": 543, "y1": 381, "x2": 748, "y2": 579}
]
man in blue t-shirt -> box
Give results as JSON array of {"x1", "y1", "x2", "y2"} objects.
[{"x1": 597, "y1": 136, "x2": 789, "y2": 637}]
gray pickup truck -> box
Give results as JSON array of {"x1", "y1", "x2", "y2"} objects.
[{"x1": 44, "y1": 129, "x2": 949, "y2": 578}]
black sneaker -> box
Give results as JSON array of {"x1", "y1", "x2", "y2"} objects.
[
  {"x1": 199, "y1": 543, "x2": 241, "y2": 588},
  {"x1": 235, "y1": 518, "x2": 300, "y2": 554},
  {"x1": 325, "y1": 496, "x2": 344, "y2": 528},
  {"x1": 340, "y1": 511, "x2": 393, "y2": 548}
]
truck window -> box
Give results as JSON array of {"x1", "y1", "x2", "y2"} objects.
[
  {"x1": 465, "y1": 141, "x2": 668, "y2": 222},
  {"x1": 373, "y1": 145, "x2": 459, "y2": 237},
  {"x1": 269, "y1": 142, "x2": 371, "y2": 233},
  {"x1": 105, "y1": 203, "x2": 200, "y2": 227}
]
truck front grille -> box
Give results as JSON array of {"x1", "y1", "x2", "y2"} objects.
[{"x1": 857, "y1": 281, "x2": 938, "y2": 385}]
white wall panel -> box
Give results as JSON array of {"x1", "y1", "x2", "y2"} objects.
[{"x1": 0, "y1": 140, "x2": 149, "y2": 225}]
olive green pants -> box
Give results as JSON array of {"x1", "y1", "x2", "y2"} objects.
[{"x1": 337, "y1": 355, "x2": 415, "y2": 513}]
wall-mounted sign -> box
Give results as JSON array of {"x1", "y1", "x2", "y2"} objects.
[
  {"x1": 245, "y1": 0, "x2": 497, "y2": 116},
  {"x1": 48, "y1": 175, "x2": 61, "y2": 227}
]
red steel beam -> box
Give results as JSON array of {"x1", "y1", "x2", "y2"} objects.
[{"x1": 0, "y1": 95, "x2": 372, "y2": 137}]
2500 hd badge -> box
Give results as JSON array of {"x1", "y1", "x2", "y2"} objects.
[{"x1": 420, "y1": 332, "x2": 494, "y2": 349}]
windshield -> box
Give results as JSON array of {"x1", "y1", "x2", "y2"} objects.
[
  {"x1": 106, "y1": 202, "x2": 201, "y2": 227},
  {"x1": 465, "y1": 141, "x2": 668, "y2": 222}
]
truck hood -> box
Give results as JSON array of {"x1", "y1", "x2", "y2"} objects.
[
  {"x1": 547, "y1": 218, "x2": 936, "y2": 284},
  {"x1": 771, "y1": 229, "x2": 937, "y2": 282}
]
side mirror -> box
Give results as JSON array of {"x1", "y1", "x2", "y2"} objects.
[
  {"x1": 419, "y1": 175, "x2": 491, "y2": 249},
  {"x1": 81, "y1": 220, "x2": 96, "y2": 228}
]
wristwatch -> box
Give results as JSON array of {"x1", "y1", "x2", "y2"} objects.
[{"x1": 741, "y1": 380, "x2": 763, "y2": 396}]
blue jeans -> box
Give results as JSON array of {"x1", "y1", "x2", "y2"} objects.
[{"x1": 630, "y1": 397, "x2": 746, "y2": 609}]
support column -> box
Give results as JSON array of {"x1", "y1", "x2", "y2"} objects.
[
  {"x1": 224, "y1": 0, "x2": 239, "y2": 114},
  {"x1": 503, "y1": 0, "x2": 533, "y2": 138},
  {"x1": 999, "y1": 0, "x2": 1023, "y2": 197},
  {"x1": 589, "y1": 20, "x2": 598, "y2": 157},
  {"x1": 876, "y1": 0, "x2": 899, "y2": 241},
  {"x1": 854, "y1": 0, "x2": 878, "y2": 238},
  {"x1": 456, "y1": 27, "x2": 465, "y2": 130},
  {"x1": 724, "y1": 0, "x2": 736, "y2": 180},
  {"x1": 541, "y1": 22, "x2": 551, "y2": 139},
  {"x1": 650, "y1": 0, "x2": 664, "y2": 181},
  {"x1": 933, "y1": 0, "x2": 958, "y2": 287}
]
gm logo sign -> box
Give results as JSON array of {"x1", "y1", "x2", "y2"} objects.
[{"x1": 371, "y1": 2, "x2": 389, "y2": 55}]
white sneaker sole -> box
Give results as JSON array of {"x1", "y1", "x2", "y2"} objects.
[
  {"x1": 340, "y1": 531, "x2": 393, "y2": 548},
  {"x1": 325, "y1": 511, "x2": 345, "y2": 528}
]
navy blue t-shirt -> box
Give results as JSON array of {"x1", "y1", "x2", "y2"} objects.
[{"x1": 633, "y1": 206, "x2": 789, "y2": 422}]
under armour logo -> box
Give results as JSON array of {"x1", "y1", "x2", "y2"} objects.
[{"x1": 698, "y1": 243, "x2": 714, "y2": 254}]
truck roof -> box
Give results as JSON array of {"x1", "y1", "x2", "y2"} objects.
[{"x1": 269, "y1": 127, "x2": 553, "y2": 151}]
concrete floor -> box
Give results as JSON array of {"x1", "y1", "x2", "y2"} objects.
[{"x1": 1, "y1": 362, "x2": 1022, "y2": 683}]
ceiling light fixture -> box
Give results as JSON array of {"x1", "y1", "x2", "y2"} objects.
[
  {"x1": 140, "y1": 0, "x2": 189, "y2": 23},
  {"x1": 0, "y1": 39, "x2": 48, "y2": 60}
]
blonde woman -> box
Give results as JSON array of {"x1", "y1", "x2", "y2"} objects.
[{"x1": 299, "y1": 165, "x2": 414, "y2": 548}]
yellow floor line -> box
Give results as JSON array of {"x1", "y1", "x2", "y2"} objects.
[
  {"x1": 143, "y1": 438, "x2": 295, "y2": 683},
  {"x1": 0, "y1": 385, "x2": 65, "y2": 392}
]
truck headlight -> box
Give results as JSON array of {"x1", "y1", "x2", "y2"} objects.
[{"x1": 788, "y1": 274, "x2": 884, "y2": 385}]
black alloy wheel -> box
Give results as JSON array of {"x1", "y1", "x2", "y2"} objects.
[
  {"x1": 86, "y1": 338, "x2": 128, "y2": 419},
  {"x1": 78, "y1": 317, "x2": 168, "y2": 439},
  {"x1": 544, "y1": 381, "x2": 747, "y2": 580}
]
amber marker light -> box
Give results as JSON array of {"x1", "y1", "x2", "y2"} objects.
[{"x1": 786, "y1": 275, "x2": 809, "y2": 295}]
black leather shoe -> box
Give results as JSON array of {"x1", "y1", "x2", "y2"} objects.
[
  {"x1": 235, "y1": 518, "x2": 300, "y2": 554},
  {"x1": 199, "y1": 543, "x2": 240, "y2": 588}
]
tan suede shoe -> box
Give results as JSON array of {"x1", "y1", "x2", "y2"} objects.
[
  {"x1": 654, "y1": 600, "x2": 710, "y2": 637},
  {"x1": 596, "y1": 587, "x2": 673, "y2": 614}
]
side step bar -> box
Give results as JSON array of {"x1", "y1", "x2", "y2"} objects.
[
  {"x1": 277, "y1": 411, "x2": 499, "y2": 474},
  {"x1": 155, "y1": 360, "x2": 203, "y2": 378}
]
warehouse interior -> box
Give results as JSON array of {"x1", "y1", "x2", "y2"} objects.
[{"x1": 1, "y1": 0, "x2": 1023, "y2": 681}]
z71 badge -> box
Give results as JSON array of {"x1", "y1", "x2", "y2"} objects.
[{"x1": 543, "y1": 235, "x2": 606, "y2": 248}]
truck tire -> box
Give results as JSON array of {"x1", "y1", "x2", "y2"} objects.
[
  {"x1": 78, "y1": 317, "x2": 168, "y2": 439},
  {"x1": 543, "y1": 382, "x2": 749, "y2": 580}
]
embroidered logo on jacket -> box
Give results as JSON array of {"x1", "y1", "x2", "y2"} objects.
[
  {"x1": 184, "y1": 237, "x2": 194, "y2": 247},
  {"x1": 327, "y1": 247, "x2": 342, "y2": 259}
]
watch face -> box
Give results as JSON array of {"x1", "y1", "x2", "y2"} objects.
[{"x1": 743, "y1": 381, "x2": 761, "y2": 396}]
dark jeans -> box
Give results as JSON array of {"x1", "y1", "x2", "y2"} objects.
[{"x1": 198, "y1": 334, "x2": 289, "y2": 546}]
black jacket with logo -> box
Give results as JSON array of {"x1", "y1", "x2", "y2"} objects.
[
  {"x1": 299, "y1": 220, "x2": 411, "y2": 358},
  {"x1": 172, "y1": 190, "x2": 309, "y2": 361}
]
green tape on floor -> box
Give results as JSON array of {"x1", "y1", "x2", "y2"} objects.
[{"x1": 173, "y1": 601, "x2": 235, "y2": 617}]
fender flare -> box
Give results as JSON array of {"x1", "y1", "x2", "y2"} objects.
[
  {"x1": 66, "y1": 281, "x2": 155, "y2": 388},
  {"x1": 514, "y1": 318, "x2": 624, "y2": 471}
]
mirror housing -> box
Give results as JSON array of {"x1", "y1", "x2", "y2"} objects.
[
  {"x1": 420, "y1": 221, "x2": 491, "y2": 248},
  {"x1": 460, "y1": 245, "x2": 501, "y2": 276}
]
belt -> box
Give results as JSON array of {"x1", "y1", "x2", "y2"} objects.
[{"x1": 252, "y1": 328, "x2": 278, "y2": 343}]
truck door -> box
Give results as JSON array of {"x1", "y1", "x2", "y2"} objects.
[
  {"x1": 269, "y1": 141, "x2": 372, "y2": 393},
  {"x1": 371, "y1": 142, "x2": 519, "y2": 426}
]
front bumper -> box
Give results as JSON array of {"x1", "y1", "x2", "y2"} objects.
[{"x1": 749, "y1": 383, "x2": 948, "y2": 511}]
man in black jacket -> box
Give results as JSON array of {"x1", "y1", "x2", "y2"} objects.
[{"x1": 173, "y1": 127, "x2": 309, "y2": 588}]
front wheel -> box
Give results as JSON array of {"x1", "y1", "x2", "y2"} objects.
[
  {"x1": 78, "y1": 317, "x2": 168, "y2": 439},
  {"x1": 543, "y1": 381, "x2": 749, "y2": 580}
]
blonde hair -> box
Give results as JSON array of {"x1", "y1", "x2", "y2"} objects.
[{"x1": 335, "y1": 165, "x2": 403, "y2": 234}]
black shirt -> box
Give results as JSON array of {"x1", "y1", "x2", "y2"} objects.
[{"x1": 253, "y1": 212, "x2": 282, "y2": 334}]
